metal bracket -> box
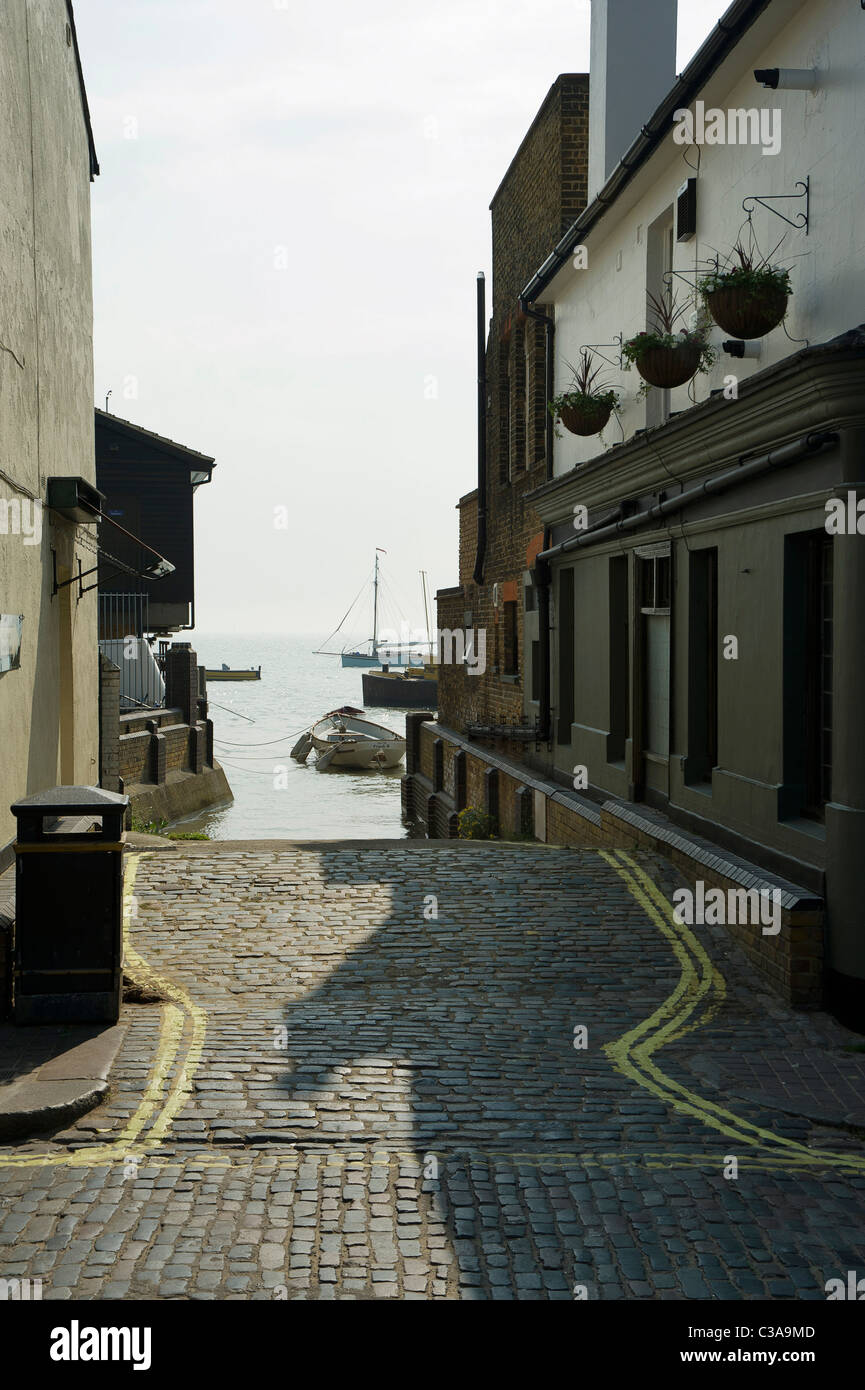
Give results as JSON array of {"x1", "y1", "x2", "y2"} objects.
[
  {"x1": 742, "y1": 177, "x2": 809, "y2": 234},
  {"x1": 52, "y1": 550, "x2": 115, "y2": 600},
  {"x1": 580, "y1": 335, "x2": 624, "y2": 369}
]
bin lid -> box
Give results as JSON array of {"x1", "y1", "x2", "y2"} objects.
[{"x1": 11, "y1": 784, "x2": 130, "y2": 815}]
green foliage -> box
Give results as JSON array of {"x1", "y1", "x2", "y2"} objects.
[
  {"x1": 622, "y1": 287, "x2": 716, "y2": 397},
  {"x1": 457, "y1": 806, "x2": 497, "y2": 840},
  {"x1": 548, "y1": 350, "x2": 620, "y2": 435},
  {"x1": 129, "y1": 813, "x2": 209, "y2": 841},
  {"x1": 548, "y1": 388, "x2": 619, "y2": 419},
  {"x1": 130, "y1": 814, "x2": 168, "y2": 835},
  {"x1": 622, "y1": 329, "x2": 715, "y2": 365},
  {"x1": 698, "y1": 239, "x2": 793, "y2": 300}
]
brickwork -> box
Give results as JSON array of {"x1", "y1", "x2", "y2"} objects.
[
  {"x1": 99, "y1": 653, "x2": 121, "y2": 793},
  {"x1": 119, "y1": 731, "x2": 152, "y2": 785},
  {"x1": 164, "y1": 643, "x2": 200, "y2": 727},
  {"x1": 437, "y1": 75, "x2": 589, "y2": 742}
]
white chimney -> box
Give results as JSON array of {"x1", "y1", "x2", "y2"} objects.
[{"x1": 588, "y1": 0, "x2": 678, "y2": 201}]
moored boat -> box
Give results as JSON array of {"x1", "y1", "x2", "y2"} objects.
[
  {"x1": 361, "y1": 665, "x2": 438, "y2": 710},
  {"x1": 291, "y1": 708, "x2": 406, "y2": 771}
]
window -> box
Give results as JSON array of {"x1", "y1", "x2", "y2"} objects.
[
  {"x1": 640, "y1": 553, "x2": 671, "y2": 614},
  {"x1": 782, "y1": 531, "x2": 833, "y2": 820},
  {"x1": 503, "y1": 600, "x2": 519, "y2": 675},
  {"x1": 637, "y1": 547, "x2": 671, "y2": 759},
  {"x1": 531, "y1": 639, "x2": 541, "y2": 702},
  {"x1": 498, "y1": 344, "x2": 510, "y2": 486},
  {"x1": 608, "y1": 556, "x2": 629, "y2": 760},
  {"x1": 687, "y1": 548, "x2": 718, "y2": 783},
  {"x1": 557, "y1": 568, "x2": 575, "y2": 743}
]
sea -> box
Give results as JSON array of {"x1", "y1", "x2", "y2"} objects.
[{"x1": 173, "y1": 633, "x2": 420, "y2": 840}]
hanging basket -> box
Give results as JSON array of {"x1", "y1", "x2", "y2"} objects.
[
  {"x1": 558, "y1": 398, "x2": 614, "y2": 436},
  {"x1": 633, "y1": 341, "x2": 703, "y2": 389},
  {"x1": 704, "y1": 283, "x2": 788, "y2": 339}
]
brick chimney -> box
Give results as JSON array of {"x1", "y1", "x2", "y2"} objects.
[{"x1": 588, "y1": 0, "x2": 677, "y2": 201}]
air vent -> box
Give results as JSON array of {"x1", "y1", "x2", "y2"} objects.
[{"x1": 676, "y1": 177, "x2": 697, "y2": 242}]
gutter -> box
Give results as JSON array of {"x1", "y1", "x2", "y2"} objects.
[
  {"x1": 519, "y1": 0, "x2": 772, "y2": 306},
  {"x1": 66, "y1": 1, "x2": 99, "y2": 179},
  {"x1": 537, "y1": 430, "x2": 839, "y2": 565}
]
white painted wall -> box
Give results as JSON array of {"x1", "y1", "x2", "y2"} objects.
[
  {"x1": 549, "y1": 0, "x2": 865, "y2": 477},
  {"x1": 0, "y1": 1, "x2": 99, "y2": 844}
]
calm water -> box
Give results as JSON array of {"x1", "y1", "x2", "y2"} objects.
[{"x1": 177, "y1": 633, "x2": 425, "y2": 840}]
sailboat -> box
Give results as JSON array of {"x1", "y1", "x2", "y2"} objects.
[{"x1": 315, "y1": 550, "x2": 432, "y2": 669}]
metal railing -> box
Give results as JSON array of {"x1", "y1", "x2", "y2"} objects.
[{"x1": 98, "y1": 594, "x2": 165, "y2": 712}]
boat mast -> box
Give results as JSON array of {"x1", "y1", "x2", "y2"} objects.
[
  {"x1": 372, "y1": 548, "x2": 384, "y2": 655},
  {"x1": 420, "y1": 570, "x2": 433, "y2": 657}
]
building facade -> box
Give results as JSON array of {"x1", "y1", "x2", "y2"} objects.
[
  {"x1": 436, "y1": 73, "x2": 589, "y2": 757},
  {"x1": 406, "y1": 0, "x2": 865, "y2": 1025},
  {"x1": 0, "y1": 1, "x2": 100, "y2": 852}
]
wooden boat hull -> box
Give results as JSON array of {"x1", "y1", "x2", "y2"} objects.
[
  {"x1": 205, "y1": 668, "x2": 261, "y2": 681},
  {"x1": 310, "y1": 712, "x2": 406, "y2": 770},
  {"x1": 341, "y1": 651, "x2": 426, "y2": 668},
  {"x1": 361, "y1": 669, "x2": 438, "y2": 709}
]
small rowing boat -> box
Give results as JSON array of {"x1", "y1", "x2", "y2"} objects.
[{"x1": 290, "y1": 707, "x2": 406, "y2": 771}]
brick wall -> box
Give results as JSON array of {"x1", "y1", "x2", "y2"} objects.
[
  {"x1": 437, "y1": 74, "x2": 589, "y2": 745},
  {"x1": 99, "y1": 653, "x2": 121, "y2": 793},
  {"x1": 119, "y1": 731, "x2": 152, "y2": 784}
]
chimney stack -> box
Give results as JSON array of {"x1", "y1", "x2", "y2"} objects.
[{"x1": 588, "y1": 0, "x2": 678, "y2": 202}]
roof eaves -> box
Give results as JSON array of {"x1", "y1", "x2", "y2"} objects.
[
  {"x1": 519, "y1": 0, "x2": 774, "y2": 306},
  {"x1": 65, "y1": 1, "x2": 99, "y2": 180}
]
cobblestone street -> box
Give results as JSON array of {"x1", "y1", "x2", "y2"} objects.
[{"x1": 1, "y1": 841, "x2": 864, "y2": 1300}]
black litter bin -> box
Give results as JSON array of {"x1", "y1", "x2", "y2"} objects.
[{"x1": 11, "y1": 785, "x2": 129, "y2": 1024}]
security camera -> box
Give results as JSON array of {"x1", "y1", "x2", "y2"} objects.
[
  {"x1": 722, "y1": 340, "x2": 762, "y2": 359},
  {"x1": 754, "y1": 68, "x2": 817, "y2": 90}
]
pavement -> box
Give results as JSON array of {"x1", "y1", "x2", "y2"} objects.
[
  {"x1": 0, "y1": 839, "x2": 864, "y2": 1301},
  {"x1": 0, "y1": 1024, "x2": 128, "y2": 1141}
]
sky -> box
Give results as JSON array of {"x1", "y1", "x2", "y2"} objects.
[{"x1": 75, "y1": 0, "x2": 731, "y2": 638}]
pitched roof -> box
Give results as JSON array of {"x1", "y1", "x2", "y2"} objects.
[{"x1": 95, "y1": 409, "x2": 216, "y2": 467}]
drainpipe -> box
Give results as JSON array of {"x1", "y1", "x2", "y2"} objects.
[
  {"x1": 472, "y1": 272, "x2": 487, "y2": 585},
  {"x1": 537, "y1": 431, "x2": 839, "y2": 565}
]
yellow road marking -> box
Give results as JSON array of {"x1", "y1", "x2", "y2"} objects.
[
  {"x1": 0, "y1": 852, "x2": 204, "y2": 1170},
  {"x1": 603, "y1": 850, "x2": 865, "y2": 1172},
  {"x1": 1, "y1": 849, "x2": 862, "y2": 1178}
]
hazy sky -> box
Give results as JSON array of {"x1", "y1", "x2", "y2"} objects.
[{"x1": 76, "y1": 0, "x2": 729, "y2": 638}]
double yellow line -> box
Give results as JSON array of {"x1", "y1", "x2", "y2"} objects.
[
  {"x1": 0, "y1": 853, "x2": 207, "y2": 1170},
  {"x1": 601, "y1": 850, "x2": 865, "y2": 1172}
]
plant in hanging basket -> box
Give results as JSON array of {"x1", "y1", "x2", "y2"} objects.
[
  {"x1": 699, "y1": 240, "x2": 792, "y2": 338},
  {"x1": 549, "y1": 350, "x2": 620, "y2": 436},
  {"x1": 623, "y1": 288, "x2": 715, "y2": 391}
]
